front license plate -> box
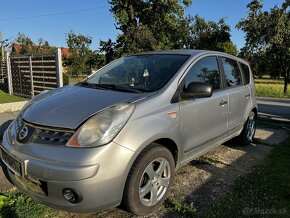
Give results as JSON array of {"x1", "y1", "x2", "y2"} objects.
[
  {"x1": 0, "y1": 148, "x2": 22, "y2": 177},
  {"x1": 13, "y1": 175, "x2": 46, "y2": 196}
]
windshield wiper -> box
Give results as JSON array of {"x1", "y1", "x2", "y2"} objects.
[
  {"x1": 78, "y1": 81, "x2": 103, "y2": 89},
  {"x1": 79, "y1": 82, "x2": 144, "y2": 93},
  {"x1": 96, "y1": 84, "x2": 145, "y2": 93}
]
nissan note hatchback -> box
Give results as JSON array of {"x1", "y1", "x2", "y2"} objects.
[{"x1": 0, "y1": 50, "x2": 257, "y2": 215}]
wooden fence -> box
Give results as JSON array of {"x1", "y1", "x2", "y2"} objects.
[
  {"x1": 0, "y1": 54, "x2": 8, "y2": 92},
  {"x1": 5, "y1": 48, "x2": 63, "y2": 98}
]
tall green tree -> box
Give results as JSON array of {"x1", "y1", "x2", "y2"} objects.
[
  {"x1": 108, "y1": 0, "x2": 192, "y2": 55},
  {"x1": 189, "y1": 16, "x2": 237, "y2": 55},
  {"x1": 99, "y1": 39, "x2": 117, "y2": 64},
  {"x1": 105, "y1": 0, "x2": 237, "y2": 57},
  {"x1": 66, "y1": 31, "x2": 95, "y2": 76},
  {"x1": 237, "y1": 0, "x2": 290, "y2": 94}
]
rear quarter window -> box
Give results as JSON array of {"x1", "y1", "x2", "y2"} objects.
[
  {"x1": 221, "y1": 57, "x2": 242, "y2": 87},
  {"x1": 239, "y1": 63, "x2": 251, "y2": 84}
]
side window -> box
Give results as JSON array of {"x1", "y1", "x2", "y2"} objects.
[
  {"x1": 221, "y1": 57, "x2": 242, "y2": 87},
  {"x1": 184, "y1": 56, "x2": 221, "y2": 90},
  {"x1": 240, "y1": 63, "x2": 250, "y2": 84}
]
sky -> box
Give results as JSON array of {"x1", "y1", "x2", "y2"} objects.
[{"x1": 0, "y1": 0, "x2": 285, "y2": 51}]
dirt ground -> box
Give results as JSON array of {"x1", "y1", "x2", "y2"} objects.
[{"x1": 1, "y1": 122, "x2": 289, "y2": 217}]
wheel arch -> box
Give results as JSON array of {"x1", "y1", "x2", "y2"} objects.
[
  {"x1": 252, "y1": 107, "x2": 258, "y2": 117},
  {"x1": 120, "y1": 137, "x2": 179, "y2": 205}
]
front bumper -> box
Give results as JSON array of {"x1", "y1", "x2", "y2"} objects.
[{"x1": 0, "y1": 127, "x2": 134, "y2": 212}]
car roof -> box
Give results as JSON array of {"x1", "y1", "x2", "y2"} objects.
[
  {"x1": 133, "y1": 49, "x2": 207, "y2": 56},
  {"x1": 131, "y1": 49, "x2": 249, "y2": 65}
]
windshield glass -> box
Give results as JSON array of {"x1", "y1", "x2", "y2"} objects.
[{"x1": 81, "y1": 54, "x2": 190, "y2": 92}]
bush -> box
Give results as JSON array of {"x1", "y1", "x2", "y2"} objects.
[{"x1": 63, "y1": 73, "x2": 69, "y2": 86}]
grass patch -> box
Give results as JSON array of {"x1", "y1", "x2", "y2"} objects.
[
  {"x1": 164, "y1": 198, "x2": 197, "y2": 216},
  {"x1": 204, "y1": 136, "x2": 290, "y2": 217},
  {"x1": 0, "y1": 190, "x2": 56, "y2": 218},
  {"x1": 255, "y1": 83, "x2": 290, "y2": 98},
  {"x1": 255, "y1": 78, "x2": 284, "y2": 84},
  {"x1": 0, "y1": 90, "x2": 27, "y2": 104}
]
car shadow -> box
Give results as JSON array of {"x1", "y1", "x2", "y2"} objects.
[{"x1": 161, "y1": 125, "x2": 288, "y2": 217}]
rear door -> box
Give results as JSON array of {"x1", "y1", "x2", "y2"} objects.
[
  {"x1": 220, "y1": 57, "x2": 251, "y2": 132},
  {"x1": 179, "y1": 56, "x2": 228, "y2": 153}
]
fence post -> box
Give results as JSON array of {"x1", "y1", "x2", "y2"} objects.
[
  {"x1": 29, "y1": 56, "x2": 34, "y2": 97},
  {"x1": 6, "y1": 52, "x2": 13, "y2": 94},
  {"x1": 56, "y1": 48, "x2": 63, "y2": 87}
]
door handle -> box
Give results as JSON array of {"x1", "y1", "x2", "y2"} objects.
[
  {"x1": 245, "y1": 93, "x2": 250, "y2": 98},
  {"x1": 220, "y1": 99, "x2": 228, "y2": 106}
]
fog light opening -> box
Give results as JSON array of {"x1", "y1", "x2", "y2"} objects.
[{"x1": 62, "y1": 188, "x2": 82, "y2": 204}]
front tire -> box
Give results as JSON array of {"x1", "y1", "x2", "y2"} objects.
[
  {"x1": 238, "y1": 111, "x2": 256, "y2": 146},
  {"x1": 122, "y1": 145, "x2": 175, "y2": 216}
]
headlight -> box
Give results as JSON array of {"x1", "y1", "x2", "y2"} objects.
[{"x1": 66, "y1": 103, "x2": 135, "y2": 147}]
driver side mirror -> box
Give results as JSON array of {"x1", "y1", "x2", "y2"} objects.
[{"x1": 181, "y1": 82, "x2": 213, "y2": 100}]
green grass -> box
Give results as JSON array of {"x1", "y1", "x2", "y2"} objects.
[
  {"x1": 204, "y1": 136, "x2": 290, "y2": 217},
  {"x1": 254, "y1": 78, "x2": 290, "y2": 98},
  {"x1": 255, "y1": 83, "x2": 290, "y2": 98},
  {"x1": 164, "y1": 198, "x2": 197, "y2": 216},
  {"x1": 255, "y1": 78, "x2": 284, "y2": 84},
  {"x1": 0, "y1": 90, "x2": 27, "y2": 104},
  {"x1": 0, "y1": 190, "x2": 56, "y2": 218}
]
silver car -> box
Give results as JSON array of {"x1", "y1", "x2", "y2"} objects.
[{"x1": 0, "y1": 50, "x2": 257, "y2": 215}]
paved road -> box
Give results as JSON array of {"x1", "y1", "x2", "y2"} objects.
[
  {"x1": 257, "y1": 97, "x2": 290, "y2": 122},
  {"x1": 0, "y1": 111, "x2": 18, "y2": 142}
]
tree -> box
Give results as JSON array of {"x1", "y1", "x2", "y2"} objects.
[
  {"x1": 12, "y1": 33, "x2": 53, "y2": 55},
  {"x1": 188, "y1": 16, "x2": 237, "y2": 55},
  {"x1": 107, "y1": 1, "x2": 237, "y2": 56},
  {"x1": 99, "y1": 39, "x2": 117, "y2": 64},
  {"x1": 66, "y1": 31, "x2": 104, "y2": 75},
  {"x1": 14, "y1": 32, "x2": 34, "y2": 54},
  {"x1": 0, "y1": 37, "x2": 11, "y2": 59},
  {"x1": 237, "y1": 0, "x2": 290, "y2": 94},
  {"x1": 108, "y1": 0, "x2": 192, "y2": 55}
]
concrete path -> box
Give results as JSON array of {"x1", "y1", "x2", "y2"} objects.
[
  {"x1": 257, "y1": 97, "x2": 290, "y2": 122},
  {"x1": 0, "y1": 112, "x2": 18, "y2": 192},
  {"x1": 0, "y1": 111, "x2": 18, "y2": 142}
]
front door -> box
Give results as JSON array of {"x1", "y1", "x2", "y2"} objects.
[{"x1": 179, "y1": 56, "x2": 228, "y2": 153}]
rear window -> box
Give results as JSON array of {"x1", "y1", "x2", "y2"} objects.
[
  {"x1": 239, "y1": 63, "x2": 251, "y2": 84},
  {"x1": 221, "y1": 57, "x2": 242, "y2": 87}
]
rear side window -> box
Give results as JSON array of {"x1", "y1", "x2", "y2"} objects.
[
  {"x1": 184, "y1": 56, "x2": 221, "y2": 90},
  {"x1": 221, "y1": 57, "x2": 242, "y2": 87},
  {"x1": 240, "y1": 63, "x2": 250, "y2": 84}
]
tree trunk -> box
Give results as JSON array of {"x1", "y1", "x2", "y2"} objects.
[{"x1": 284, "y1": 69, "x2": 289, "y2": 95}]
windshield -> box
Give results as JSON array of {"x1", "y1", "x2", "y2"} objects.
[{"x1": 80, "y1": 54, "x2": 190, "y2": 92}]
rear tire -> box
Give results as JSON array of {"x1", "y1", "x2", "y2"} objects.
[
  {"x1": 122, "y1": 144, "x2": 175, "y2": 216},
  {"x1": 238, "y1": 111, "x2": 256, "y2": 146}
]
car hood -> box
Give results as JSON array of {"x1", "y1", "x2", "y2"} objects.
[{"x1": 22, "y1": 85, "x2": 151, "y2": 129}]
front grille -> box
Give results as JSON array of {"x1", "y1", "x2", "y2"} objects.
[
  {"x1": 32, "y1": 129, "x2": 73, "y2": 145},
  {"x1": 18, "y1": 119, "x2": 74, "y2": 146}
]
